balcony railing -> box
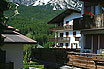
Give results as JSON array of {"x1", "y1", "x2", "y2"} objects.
[
  {"x1": 73, "y1": 13, "x2": 104, "y2": 30},
  {"x1": 49, "y1": 37, "x2": 70, "y2": 42},
  {"x1": 49, "y1": 25, "x2": 73, "y2": 31}
]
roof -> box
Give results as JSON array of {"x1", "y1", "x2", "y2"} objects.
[
  {"x1": 79, "y1": 0, "x2": 104, "y2": 3},
  {"x1": 48, "y1": 9, "x2": 81, "y2": 24},
  {"x1": 2, "y1": 26, "x2": 37, "y2": 44}
]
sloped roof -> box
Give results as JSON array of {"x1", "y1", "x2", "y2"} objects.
[
  {"x1": 48, "y1": 9, "x2": 81, "y2": 24},
  {"x1": 2, "y1": 26, "x2": 37, "y2": 44}
]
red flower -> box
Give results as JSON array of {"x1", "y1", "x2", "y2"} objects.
[{"x1": 82, "y1": 11, "x2": 94, "y2": 16}]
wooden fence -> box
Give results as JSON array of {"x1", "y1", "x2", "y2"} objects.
[
  {"x1": 31, "y1": 48, "x2": 104, "y2": 69},
  {"x1": 31, "y1": 48, "x2": 80, "y2": 67},
  {"x1": 0, "y1": 62, "x2": 14, "y2": 69},
  {"x1": 67, "y1": 52, "x2": 104, "y2": 69}
]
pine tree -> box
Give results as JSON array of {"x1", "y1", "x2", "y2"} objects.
[{"x1": 0, "y1": 0, "x2": 11, "y2": 46}]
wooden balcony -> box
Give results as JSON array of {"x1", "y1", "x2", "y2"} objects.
[
  {"x1": 49, "y1": 26, "x2": 73, "y2": 31},
  {"x1": 49, "y1": 37, "x2": 70, "y2": 42},
  {"x1": 73, "y1": 13, "x2": 104, "y2": 30}
]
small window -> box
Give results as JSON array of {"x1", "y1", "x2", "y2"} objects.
[
  {"x1": 60, "y1": 33, "x2": 63, "y2": 37},
  {"x1": 65, "y1": 43, "x2": 69, "y2": 46},
  {"x1": 75, "y1": 37, "x2": 81, "y2": 41},
  {"x1": 76, "y1": 31, "x2": 80, "y2": 34},
  {"x1": 73, "y1": 32, "x2": 76, "y2": 35},
  {"x1": 60, "y1": 43, "x2": 63, "y2": 47},
  {"x1": 66, "y1": 21, "x2": 69, "y2": 24},
  {"x1": 66, "y1": 32, "x2": 69, "y2": 35},
  {"x1": 95, "y1": 5, "x2": 101, "y2": 15},
  {"x1": 66, "y1": 21, "x2": 69, "y2": 26},
  {"x1": 102, "y1": 7, "x2": 104, "y2": 13}
]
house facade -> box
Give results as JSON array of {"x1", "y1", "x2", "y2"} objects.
[
  {"x1": 1, "y1": 26, "x2": 37, "y2": 69},
  {"x1": 48, "y1": 9, "x2": 81, "y2": 49},
  {"x1": 73, "y1": 0, "x2": 104, "y2": 54}
]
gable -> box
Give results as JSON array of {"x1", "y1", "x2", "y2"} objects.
[{"x1": 48, "y1": 9, "x2": 81, "y2": 24}]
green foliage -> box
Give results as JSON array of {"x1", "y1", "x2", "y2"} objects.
[
  {"x1": 23, "y1": 65, "x2": 44, "y2": 69},
  {"x1": 23, "y1": 62, "x2": 44, "y2": 69},
  {"x1": 0, "y1": 0, "x2": 11, "y2": 46},
  {"x1": 0, "y1": 0, "x2": 11, "y2": 11},
  {"x1": 24, "y1": 44, "x2": 36, "y2": 63},
  {"x1": 4, "y1": 4, "x2": 63, "y2": 47},
  {"x1": 23, "y1": 62, "x2": 39, "y2": 65},
  {"x1": 4, "y1": 4, "x2": 63, "y2": 62}
]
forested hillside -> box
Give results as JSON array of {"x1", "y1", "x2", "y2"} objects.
[{"x1": 4, "y1": 4, "x2": 63, "y2": 48}]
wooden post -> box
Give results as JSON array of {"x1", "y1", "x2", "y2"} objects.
[
  {"x1": 94, "y1": 61, "x2": 97, "y2": 69},
  {"x1": 9, "y1": 62, "x2": 14, "y2": 69}
]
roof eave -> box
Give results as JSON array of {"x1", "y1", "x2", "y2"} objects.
[
  {"x1": 4, "y1": 42, "x2": 37, "y2": 44},
  {"x1": 47, "y1": 9, "x2": 81, "y2": 24}
]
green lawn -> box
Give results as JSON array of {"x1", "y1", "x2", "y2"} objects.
[{"x1": 23, "y1": 62, "x2": 44, "y2": 69}]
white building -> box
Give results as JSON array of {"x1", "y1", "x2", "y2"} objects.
[
  {"x1": 1, "y1": 26, "x2": 37, "y2": 69},
  {"x1": 48, "y1": 9, "x2": 81, "y2": 49}
]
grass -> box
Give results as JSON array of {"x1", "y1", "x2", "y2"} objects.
[{"x1": 23, "y1": 62, "x2": 44, "y2": 69}]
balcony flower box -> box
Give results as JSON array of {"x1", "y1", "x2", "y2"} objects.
[{"x1": 82, "y1": 11, "x2": 94, "y2": 19}]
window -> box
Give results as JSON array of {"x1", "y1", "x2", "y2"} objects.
[
  {"x1": 75, "y1": 37, "x2": 81, "y2": 41},
  {"x1": 76, "y1": 31, "x2": 80, "y2": 34},
  {"x1": 66, "y1": 32, "x2": 69, "y2": 36},
  {"x1": 95, "y1": 5, "x2": 100, "y2": 15},
  {"x1": 102, "y1": 7, "x2": 104, "y2": 13},
  {"x1": 60, "y1": 43, "x2": 63, "y2": 47},
  {"x1": 66, "y1": 21, "x2": 69, "y2": 26},
  {"x1": 73, "y1": 32, "x2": 76, "y2": 35},
  {"x1": 65, "y1": 43, "x2": 69, "y2": 46},
  {"x1": 60, "y1": 33, "x2": 63, "y2": 37}
]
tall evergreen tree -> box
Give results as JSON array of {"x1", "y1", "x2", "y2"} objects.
[{"x1": 0, "y1": 0, "x2": 11, "y2": 46}]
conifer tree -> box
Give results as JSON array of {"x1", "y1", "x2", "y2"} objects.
[{"x1": 0, "y1": 0, "x2": 11, "y2": 46}]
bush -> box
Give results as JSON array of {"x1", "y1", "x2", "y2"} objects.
[
  {"x1": 23, "y1": 65, "x2": 44, "y2": 69},
  {"x1": 23, "y1": 62, "x2": 44, "y2": 69},
  {"x1": 23, "y1": 62, "x2": 39, "y2": 65}
]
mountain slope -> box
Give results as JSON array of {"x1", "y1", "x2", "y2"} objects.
[
  {"x1": 4, "y1": 4, "x2": 63, "y2": 47},
  {"x1": 8, "y1": 0, "x2": 82, "y2": 10}
]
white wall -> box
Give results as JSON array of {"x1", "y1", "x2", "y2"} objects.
[
  {"x1": 63, "y1": 13, "x2": 81, "y2": 26},
  {"x1": 55, "y1": 12, "x2": 81, "y2": 48},
  {"x1": 81, "y1": 2, "x2": 84, "y2": 16},
  {"x1": 1, "y1": 44, "x2": 23, "y2": 69},
  {"x1": 76, "y1": 31, "x2": 81, "y2": 37},
  {"x1": 57, "y1": 31, "x2": 81, "y2": 48}
]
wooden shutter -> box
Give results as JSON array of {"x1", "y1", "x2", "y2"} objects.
[
  {"x1": 93, "y1": 35, "x2": 98, "y2": 54},
  {"x1": 85, "y1": 35, "x2": 91, "y2": 49},
  {"x1": 100, "y1": 35, "x2": 104, "y2": 49}
]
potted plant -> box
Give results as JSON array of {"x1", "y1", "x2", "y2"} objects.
[
  {"x1": 82, "y1": 11, "x2": 94, "y2": 18},
  {"x1": 82, "y1": 12, "x2": 95, "y2": 29}
]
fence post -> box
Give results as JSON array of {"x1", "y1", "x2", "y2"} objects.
[
  {"x1": 9, "y1": 62, "x2": 14, "y2": 69},
  {"x1": 94, "y1": 61, "x2": 97, "y2": 69}
]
